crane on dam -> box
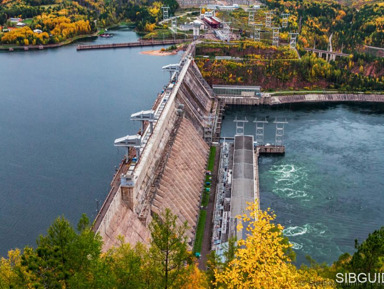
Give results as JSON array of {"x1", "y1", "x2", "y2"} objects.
[
  {"x1": 131, "y1": 110, "x2": 156, "y2": 133},
  {"x1": 114, "y1": 134, "x2": 142, "y2": 160},
  {"x1": 162, "y1": 63, "x2": 181, "y2": 81}
]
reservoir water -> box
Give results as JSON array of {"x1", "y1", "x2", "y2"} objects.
[
  {"x1": 0, "y1": 28, "x2": 181, "y2": 256},
  {"x1": 221, "y1": 103, "x2": 384, "y2": 265}
]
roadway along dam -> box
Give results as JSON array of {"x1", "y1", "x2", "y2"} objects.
[{"x1": 94, "y1": 41, "x2": 384, "y2": 253}]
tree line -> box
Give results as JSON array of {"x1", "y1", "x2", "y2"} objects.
[
  {"x1": 2, "y1": 201, "x2": 384, "y2": 288},
  {"x1": 0, "y1": 203, "x2": 328, "y2": 288}
]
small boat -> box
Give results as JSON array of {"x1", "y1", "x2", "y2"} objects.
[{"x1": 99, "y1": 33, "x2": 113, "y2": 38}]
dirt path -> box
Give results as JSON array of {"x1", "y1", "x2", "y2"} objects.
[{"x1": 198, "y1": 145, "x2": 221, "y2": 270}]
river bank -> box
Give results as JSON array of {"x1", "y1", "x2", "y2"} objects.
[
  {"x1": 0, "y1": 33, "x2": 98, "y2": 51},
  {"x1": 140, "y1": 49, "x2": 179, "y2": 56}
]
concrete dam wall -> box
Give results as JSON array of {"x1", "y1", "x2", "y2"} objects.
[
  {"x1": 152, "y1": 117, "x2": 209, "y2": 241},
  {"x1": 219, "y1": 93, "x2": 384, "y2": 106},
  {"x1": 96, "y1": 52, "x2": 215, "y2": 251},
  {"x1": 176, "y1": 61, "x2": 216, "y2": 135},
  {"x1": 266, "y1": 93, "x2": 384, "y2": 105}
]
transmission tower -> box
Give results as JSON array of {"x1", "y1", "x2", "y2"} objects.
[
  {"x1": 281, "y1": 13, "x2": 290, "y2": 28},
  {"x1": 248, "y1": 9, "x2": 256, "y2": 25},
  {"x1": 193, "y1": 21, "x2": 200, "y2": 40},
  {"x1": 265, "y1": 11, "x2": 273, "y2": 28},
  {"x1": 272, "y1": 27, "x2": 280, "y2": 46},
  {"x1": 289, "y1": 32, "x2": 299, "y2": 49},
  {"x1": 234, "y1": 117, "x2": 248, "y2": 136},
  {"x1": 161, "y1": 6, "x2": 170, "y2": 21},
  {"x1": 274, "y1": 119, "x2": 288, "y2": 146},
  {"x1": 254, "y1": 118, "x2": 268, "y2": 145},
  {"x1": 253, "y1": 23, "x2": 263, "y2": 41},
  {"x1": 171, "y1": 18, "x2": 177, "y2": 28},
  {"x1": 222, "y1": 21, "x2": 232, "y2": 42}
]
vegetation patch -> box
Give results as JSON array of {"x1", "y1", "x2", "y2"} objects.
[
  {"x1": 207, "y1": 146, "x2": 216, "y2": 171},
  {"x1": 193, "y1": 209, "x2": 207, "y2": 254},
  {"x1": 197, "y1": 41, "x2": 298, "y2": 60},
  {"x1": 196, "y1": 51, "x2": 384, "y2": 92},
  {"x1": 193, "y1": 146, "x2": 216, "y2": 254},
  {"x1": 201, "y1": 146, "x2": 216, "y2": 207}
]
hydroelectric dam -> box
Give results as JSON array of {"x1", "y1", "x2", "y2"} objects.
[{"x1": 93, "y1": 41, "x2": 384, "y2": 257}]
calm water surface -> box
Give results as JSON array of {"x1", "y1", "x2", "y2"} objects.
[
  {"x1": 0, "y1": 28, "x2": 181, "y2": 255},
  {"x1": 221, "y1": 103, "x2": 384, "y2": 265}
]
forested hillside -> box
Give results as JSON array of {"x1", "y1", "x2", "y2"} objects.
[
  {"x1": 0, "y1": 0, "x2": 178, "y2": 45},
  {"x1": 264, "y1": 0, "x2": 384, "y2": 51},
  {"x1": 196, "y1": 41, "x2": 384, "y2": 91}
]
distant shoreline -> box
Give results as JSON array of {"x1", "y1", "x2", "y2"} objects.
[{"x1": 0, "y1": 33, "x2": 98, "y2": 51}]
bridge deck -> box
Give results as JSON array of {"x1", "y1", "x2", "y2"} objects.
[
  {"x1": 304, "y1": 48, "x2": 349, "y2": 57},
  {"x1": 77, "y1": 39, "x2": 186, "y2": 50}
]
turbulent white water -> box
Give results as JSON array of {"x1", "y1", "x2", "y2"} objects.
[{"x1": 269, "y1": 164, "x2": 312, "y2": 200}]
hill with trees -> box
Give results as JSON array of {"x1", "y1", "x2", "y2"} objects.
[
  {"x1": 195, "y1": 41, "x2": 384, "y2": 92},
  {"x1": 0, "y1": 0, "x2": 179, "y2": 45},
  {"x1": 263, "y1": 0, "x2": 384, "y2": 51}
]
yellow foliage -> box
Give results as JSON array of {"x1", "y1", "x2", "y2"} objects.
[
  {"x1": 180, "y1": 263, "x2": 208, "y2": 289},
  {"x1": 335, "y1": 10, "x2": 346, "y2": 21},
  {"x1": 58, "y1": 9, "x2": 68, "y2": 16},
  {"x1": 144, "y1": 22, "x2": 156, "y2": 32},
  {"x1": 149, "y1": 2, "x2": 161, "y2": 17},
  {"x1": 1, "y1": 14, "x2": 91, "y2": 45},
  {"x1": 214, "y1": 202, "x2": 335, "y2": 289},
  {"x1": 0, "y1": 249, "x2": 33, "y2": 286},
  {"x1": 1, "y1": 26, "x2": 49, "y2": 45}
]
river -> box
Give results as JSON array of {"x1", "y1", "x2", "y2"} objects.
[
  {"x1": 0, "y1": 27, "x2": 182, "y2": 256},
  {"x1": 221, "y1": 103, "x2": 384, "y2": 265}
]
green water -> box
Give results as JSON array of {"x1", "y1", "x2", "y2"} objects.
[{"x1": 221, "y1": 103, "x2": 384, "y2": 265}]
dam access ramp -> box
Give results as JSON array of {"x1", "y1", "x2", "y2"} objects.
[{"x1": 95, "y1": 41, "x2": 217, "y2": 250}]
